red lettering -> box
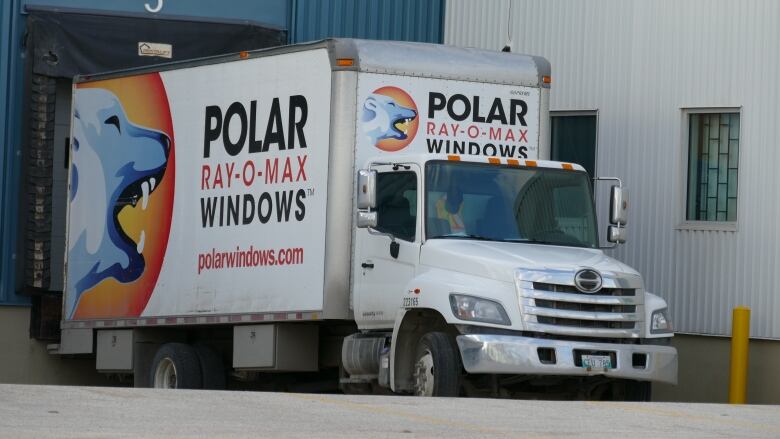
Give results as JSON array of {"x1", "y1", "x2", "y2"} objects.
[
  {"x1": 198, "y1": 253, "x2": 206, "y2": 274},
  {"x1": 213, "y1": 165, "x2": 224, "y2": 189},
  {"x1": 242, "y1": 160, "x2": 256, "y2": 186},
  {"x1": 224, "y1": 162, "x2": 235, "y2": 187},
  {"x1": 426, "y1": 121, "x2": 435, "y2": 135},
  {"x1": 201, "y1": 165, "x2": 211, "y2": 190},
  {"x1": 265, "y1": 158, "x2": 279, "y2": 184},
  {"x1": 296, "y1": 155, "x2": 307, "y2": 182},
  {"x1": 518, "y1": 129, "x2": 528, "y2": 143},
  {"x1": 282, "y1": 157, "x2": 293, "y2": 183}
]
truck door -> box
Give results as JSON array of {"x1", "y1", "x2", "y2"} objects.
[{"x1": 354, "y1": 164, "x2": 421, "y2": 330}]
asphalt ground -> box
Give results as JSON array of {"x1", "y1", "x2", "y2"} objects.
[{"x1": 1, "y1": 384, "x2": 779, "y2": 438}]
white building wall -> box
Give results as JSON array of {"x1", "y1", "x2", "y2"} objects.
[{"x1": 445, "y1": 0, "x2": 780, "y2": 338}]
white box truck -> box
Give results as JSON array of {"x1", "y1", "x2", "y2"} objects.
[{"x1": 56, "y1": 39, "x2": 677, "y2": 399}]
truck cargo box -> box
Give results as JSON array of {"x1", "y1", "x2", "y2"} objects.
[
  {"x1": 62, "y1": 39, "x2": 549, "y2": 328},
  {"x1": 65, "y1": 43, "x2": 341, "y2": 325}
]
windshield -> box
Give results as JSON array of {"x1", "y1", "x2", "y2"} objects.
[{"x1": 425, "y1": 161, "x2": 598, "y2": 248}]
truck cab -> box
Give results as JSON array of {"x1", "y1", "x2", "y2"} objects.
[{"x1": 347, "y1": 154, "x2": 677, "y2": 398}]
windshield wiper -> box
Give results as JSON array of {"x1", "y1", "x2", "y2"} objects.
[
  {"x1": 510, "y1": 238, "x2": 590, "y2": 248},
  {"x1": 429, "y1": 235, "x2": 591, "y2": 248},
  {"x1": 430, "y1": 233, "x2": 496, "y2": 241}
]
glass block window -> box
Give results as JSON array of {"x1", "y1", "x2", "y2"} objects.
[{"x1": 686, "y1": 112, "x2": 739, "y2": 221}]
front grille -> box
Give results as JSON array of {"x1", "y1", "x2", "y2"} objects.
[
  {"x1": 533, "y1": 282, "x2": 635, "y2": 297},
  {"x1": 535, "y1": 299, "x2": 636, "y2": 314},
  {"x1": 537, "y1": 316, "x2": 635, "y2": 329},
  {"x1": 520, "y1": 280, "x2": 641, "y2": 337}
]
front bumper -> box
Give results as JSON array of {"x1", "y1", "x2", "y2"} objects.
[{"x1": 456, "y1": 334, "x2": 677, "y2": 384}]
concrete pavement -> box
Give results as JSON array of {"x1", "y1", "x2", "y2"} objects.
[{"x1": 1, "y1": 384, "x2": 778, "y2": 438}]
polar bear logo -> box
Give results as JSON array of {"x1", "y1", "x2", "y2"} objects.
[
  {"x1": 66, "y1": 87, "x2": 170, "y2": 318},
  {"x1": 362, "y1": 92, "x2": 418, "y2": 147}
]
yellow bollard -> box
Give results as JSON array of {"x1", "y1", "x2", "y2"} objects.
[{"x1": 728, "y1": 306, "x2": 750, "y2": 404}]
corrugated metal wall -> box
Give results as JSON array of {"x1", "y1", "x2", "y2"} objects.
[
  {"x1": 290, "y1": 0, "x2": 443, "y2": 43},
  {"x1": 445, "y1": 0, "x2": 780, "y2": 339},
  {"x1": 0, "y1": 0, "x2": 27, "y2": 305}
]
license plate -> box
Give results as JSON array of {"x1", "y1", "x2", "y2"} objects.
[{"x1": 581, "y1": 354, "x2": 612, "y2": 369}]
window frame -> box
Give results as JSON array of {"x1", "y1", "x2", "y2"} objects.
[
  {"x1": 422, "y1": 160, "x2": 599, "y2": 248},
  {"x1": 550, "y1": 110, "x2": 599, "y2": 178},
  {"x1": 677, "y1": 107, "x2": 742, "y2": 232},
  {"x1": 372, "y1": 169, "x2": 419, "y2": 242}
]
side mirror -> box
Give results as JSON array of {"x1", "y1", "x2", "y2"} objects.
[
  {"x1": 356, "y1": 211, "x2": 377, "y2": 228},
  {"x1": 357, "y1": 170, "x2": 377, "y2": 209},
  {"x1": 610, "y1": 186, "x2": 628, "y2": 225},
  {"x1": 607, "y1": 225, "x2": 626, "y2": 244}
]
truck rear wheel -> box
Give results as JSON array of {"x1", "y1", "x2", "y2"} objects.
[
  {"x1": 412, "y1": 332, "x2": 461, "y2": 397},
  {"x1": 194, "y1": 343, "x2": 226, "y2": 390},
  {"x1": 151, "y1": 343, "x2": 202, "y2": 389}
]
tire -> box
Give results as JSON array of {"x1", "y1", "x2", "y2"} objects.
[
  {"x1": 194, "y1": 343, "x2": 227, "y2": 390},
  {"x1": 150, "y1": 343, "x2": 202, "y2": 389},
  {"x1": 609, "y1": 379, "x2": 652, "y2": 401},
  {"x1": 624, "y1": 380, "x2": 652, "y2": 402},
  {"x1": 412, "y1": 332, "x2": 461, "y2": 397}
]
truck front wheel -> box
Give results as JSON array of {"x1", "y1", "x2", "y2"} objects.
[
  {"x1": 412, "y1": 332, "x2": 461, "y2": 397},
  {"x1": 601, "y1": 379, "x2": 651, "y2": 401},
  {"x1": 151, "y1": 343, "x2": 203, "y2": 389},
  {"x1": 622, "y1": 380, "x2": 652, "y2": 401}
]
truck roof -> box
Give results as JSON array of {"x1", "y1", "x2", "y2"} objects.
[
  {"x1": 372, "y1": 153, "x2": 587, "y2": 173},
  {"x1": 75, "y1": 38, "x2": 550, "y2": 89}
]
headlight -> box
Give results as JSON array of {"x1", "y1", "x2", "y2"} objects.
[
  {"x1": 449, "y1": 294, "x2": 510, "y2": 326},
  {"x1": 650, "y1": 308, "x2": 673, "y2": 334}
]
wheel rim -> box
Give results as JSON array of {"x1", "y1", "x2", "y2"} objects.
[
  {"x1": 413, "y1": 349, "x2": 435, "y2": 396},
  {"x1": 153, "y1": 357, "x2": 178, "y2": 389}
]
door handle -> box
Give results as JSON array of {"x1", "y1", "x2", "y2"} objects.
[{"x1": 361, "y1": 262, "x2": 375, "y2": 269}]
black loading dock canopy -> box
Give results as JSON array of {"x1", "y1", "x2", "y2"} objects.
[{"x1": 26, "y1": 7, "x2": 287, "y2": 78}]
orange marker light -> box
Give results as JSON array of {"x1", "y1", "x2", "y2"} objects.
[
  {"x1": 525, "y1": 160, "x2": 538, "y2": 167},
  {"x1": 562, "y1": 163, "x2": 574, "y2": 170},
  {"x1": 239, "y1": 51, "x2": 250, "y2": 59},
  {"x1": 488, "y1": 157, "x2": 501, "y2": 164},
  {"x1": 507, "y1": 159, "x2": 520, "y2": 166},
  {"x1": 447, "y1": 155, "x2": 461, "y2": 161},
  {"x1": 336, "y1": 58, "x2": 354, "y2": 67},
  {"x1": 542, "y1": 75, "x2": 552, "y2": 84}
]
